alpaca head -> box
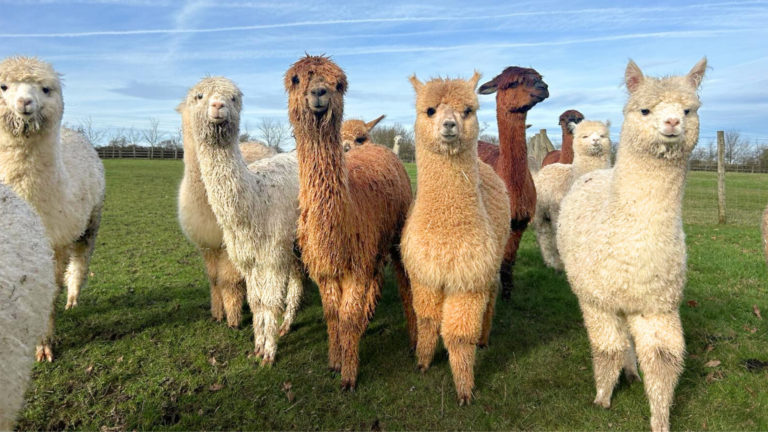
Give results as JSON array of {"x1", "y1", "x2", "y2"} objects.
[
  {"x1": 341, "y1": 115, "x2": 385, "y2": 151},
  {"x1": 285, "y1": 55, "x2": 347, "y2": 125},
  {"x1": 409, "y1": 72, "x2": 482, "y2": 156},
  {"x1": 622, "y1": 58, "x2": 707, "y2": 160},
  {"x1": 570, "y1": 120, "x2": 611, "y2": 158},
  {"x1": 177, "y1": 76, "x2": 243, "y2": 146},
  {"x1": 559, "y1": 110, "x2": 584, "y2": 135},
  {"x1": 0, "y1": 56, "x2": 63, "y2": 136},
  {"x1": 477, "y1": 66, "x2": 548, "y2": 113}
]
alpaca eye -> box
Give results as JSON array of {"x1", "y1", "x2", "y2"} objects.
[
  {"x1": 600, "y1": 135, "x2": 605, "y2": 138},
  {"x1": 464, "y1": 107, "x2": 473, "y2": 117},
  {"x1": 684, "y1": 109, "x2": 690, "y2": 115},
  {"x1": 292, "y1": 76, "x2": 300, "y2": 85},
  {"x1": 196, "y1": 93, "x2": 204, "y2": 100},
  {"x1": 0, "y1": 84, "x2": 6, "y2": 91},
  {"x1": 42, "y1": 87, "x2": 50, "y2": 94},
  {"x1": 336, "y1": 82, "x2": 344, "y2": 92},
  {"x1": 641, "y1": 109, "x2": 650, "y2": 116},
  {"x1": 582, "y1": 136, "x2": 588, "y2": 139},
  {"x1": 426, "y1": 108, "x2": 436, "y2": 117},
  {"x1": 356, "y1": 137, "x2": 365, "y2": 144},
  {"x1": 231, "y1": 96, "x2": 236, "y2": 102}
]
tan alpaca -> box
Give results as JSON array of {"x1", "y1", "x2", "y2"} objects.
[
  {"x1": 534, "y1": 120, "x2": 611, "y2": 270},
  {"x1": 178, "y1": 121, "x2": 276, "y2": 327},
  {"x1": 341, "y1": 115, "x2": 385, "y2": 151},
  {"x1": 557, "y1": 58, "x2": 707, "y2": 432},
  {"x1": 401, "y1": 72, "x2": 511, "y2": 405}
]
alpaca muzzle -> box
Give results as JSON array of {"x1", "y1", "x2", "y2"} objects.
[{"x1": 307, "y1": 85, "x2": 330, "y2": 114}]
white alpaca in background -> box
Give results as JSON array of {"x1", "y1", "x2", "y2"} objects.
[
  {"x1": 179, "y1": 77, "x2": 303, "y2": 365},
  {"x1": 533, "y1": 120, "x2": 611, "y2": 270},
  {"x1": 0, "y1": 183, "x2": 56, "y2": 429},
  {"x1": 0, "y1": 56, "x2": 105, "y2": 361},
  {"x1": 392, "y1": 134, "x2": 402, "y2": 156},
  {"x1": 557, "y1": 58, "x2": 707, "y2": 432}
]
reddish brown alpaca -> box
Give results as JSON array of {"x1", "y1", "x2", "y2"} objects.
[
  {"x1": 476, "y1": 66, "x2": 549, "y2": 300},
  {"x1": 541, "y1": 109, "x2": 585, "y2": 167},
  {"x1": 284, "y1": 55, "x2": 417, "y2": 390}
]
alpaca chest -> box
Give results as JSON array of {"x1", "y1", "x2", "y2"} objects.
[{"x1": 178, "y1": 176, "x2": 224, "y2": 249}]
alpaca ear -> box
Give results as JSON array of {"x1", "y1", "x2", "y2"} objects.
[
  {"x1": 409, "y1": 74, "x2": 424, "y2": 93},
  {"x1": 687, "y1": 57, "x2": 707, "y2": 89},
  {"x1": 468, "y1": 70, "x2": 482, "y2": 90},
  {"x1": 526, "y1": 124, "x2": 532, "y2": 129},
  {"x1": 477, "y1": 76, "x2": 498, "y2": 95},
  {"x1": 175, "y1": 101, "x2": 186, "y2": 114},
  {"x1": 605, "y1": 119, "x2": 612, "y2": 129},
  {"x1": 365, "y1": 114, "x2": 386, "y2": 131},
  {"x1": 625, "y1": 59, "x2": 644, "y2": 93},
  {"x1": 567, "y1": 122, "x2": 578, "y2": 133}
]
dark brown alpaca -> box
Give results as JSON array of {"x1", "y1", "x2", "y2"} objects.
[
  {"x1": 541, "y1": 109, "x2": 585, "y2": 167},
  {"x1": 284, "y1": 55, "x2": 417, "y2": 390},
  {"x1": 476, "y1": 66, "x2": 549, "y2": 300}
]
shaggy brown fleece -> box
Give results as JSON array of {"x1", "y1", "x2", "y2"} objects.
[
  {"x1": 476, "y1": 66, "x2": 549, "y2": 300},
  {"x1": 541, "y1": 109, "x2": 585, "y2": 167},
  {"x1": 341, "y1": 115, "x2": 385, "y2": 151},
  {"x1": 285, "y1": 55, "x2": 416, "y2": 390}
]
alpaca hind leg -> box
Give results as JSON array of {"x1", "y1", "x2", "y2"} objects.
[
  {"x1": 500, "y1": 228, "x2": 523, "y2": 301},
  {"x1": 391, "y1": 248, "x2": 417, "y2": 350},
  {"x1": 535, "y1": 216, "x2": 562, "y2": 270},
  {"x1": 627, "y1": 312, "x2": 685, "y2": 432},
  {"x1": 581, "y1": 302, "x2": 630, "y2": 409},
  {"x1": 319, "y1": 279, "x2": 342, "y2": 372},
  {"x1": 412, "y1": 280, "x2": 444, "y2": 372},
  {"x1": 218, "y1": 250, "x2": 245, "y2": 328},
  {"x1": 279, "y1": 261, "x2": 303, "y2": 337},
  {"x1": 202, "y1": 249, "x2": 224, "y2": 322},
  {"x1": 64, "y1": 214, "x2": 100, "y2": 309},
  {"x1": 338, "y1": 276, "x2": 380, "y2": 390},
  {"x1": 53, "y1": 247, "x2": 69, "y2": 288},
  {"x1": 441, "y1": 290, "x2": 488, "y2": 405},
  {"x1": 479, "y1": 278, "x2": 500, "y2": 348},
  {"x1": 621, "y1": 319, "x2": 642, "y2": 383},
  {"x1": 36, "y1": 287, "x2": 60, "y2": 362},
  {"x1": 245, "y1": 279, "x2": 267, "y2": 358}
]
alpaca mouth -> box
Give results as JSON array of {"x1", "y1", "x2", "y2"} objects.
[{"x1": 310, "y1": 104, "x2": 328, "y2": 115}]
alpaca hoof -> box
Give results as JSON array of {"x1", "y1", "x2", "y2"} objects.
[
  {"x1": 253, "y1": 346, "x2": 264, "y2": 359},
  {"x1": 593, "y1": 398, "x2": 611, "y2": 409},
  {"x1": 65, "y1": 298, "x2": 78, "y2": 309},
  {"x1": 260, "y1": 354, "x2": 275, "y2": 367},
  {"x1": 340, "y1": 378, "x2": 356, "y2": 392},
  {"x1": 328, "y1": 363, "x2": 341, "y2": 374},
  {"x1": 477, "y1": 341, "x2": 489, "y2": 349},
  {"x1": 416, "y1": 363, "x2": 430, "y2": 374},
  {"x1": 458, "y1": 394, "x2": 473, "y2": 406},
  {"x1": 624, "y1": 370, "x2": 642, "y2": 383},
  {"x1": 36, "y1": 345, "x2": 53, "y2": 362},
  {"x1": 278, "y1": 322, "x2": 291, "y2": 338}
]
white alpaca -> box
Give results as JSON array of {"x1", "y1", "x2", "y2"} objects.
[
  {"x1": 0, "y1": 183, "x2": 56, "y2": 430},
  {"x1": 178, "y1": 132, "x2": 276, "y2": 328},
  {"x1": 0, "y1": 57, "x2": 105, "y2": 361},
  {"x1": 533, "y1": 120, "x2": 611, "y2": 270},
  {"x1": 392, "y1": 134, "x2": 402, "y2": 156},
  {"x1": 178, "y1": 77, "x2": 303, "y2": 365},
  {"x1": 557, "y1": 58, "x2": 707, "y2": 432}
]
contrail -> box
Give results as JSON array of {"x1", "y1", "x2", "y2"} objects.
[{"x1": 0, "y1": 1, "x2": 766, "y2": 38}]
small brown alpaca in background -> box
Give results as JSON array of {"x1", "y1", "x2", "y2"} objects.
[
  {"x1": 402, "y1": 72, "x2": 510, "y2": 405},
  {"x1": 541, "y1": 109, "x2": 585, "y2": 167},
  {"x1": 341, "y1": 115, "x2": 385, "y2": 151},
  {"x1": 285, "y1": 55, "x2": 416, "y2": 390},
  {"x1": 476, "y1": 66, "x2": 549, "y2": 299}
]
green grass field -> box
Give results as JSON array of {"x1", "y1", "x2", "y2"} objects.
[{"x1": 17, "y1": 160, "x2": 768, "y2": 431}]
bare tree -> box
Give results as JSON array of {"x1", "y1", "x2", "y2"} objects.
[
  {"x1": 370, "y1": 123, "x2": 416, "y2": 162},
  {"x1": 142, "y1": 118, "x2": 164, "y2": 159},
  {"x1": 108, "y1": 127, "x2": 127, "y2": 158},
  {"x1": 479, "y1": 133, "x2": 499, "y2": 144},
  {"x1": 724, "y1": 129, "x2": 749, "y2": 164},
  {"x1": 77, "y1": 116, "x2": 107, "y2": 147},
  {"x1": 127, "y1": 127, "x2": 142, "y2": 158},
  {"x1": 240, "y1": 120, "x2": 253, "y2": 143},
  {"x1": 257, "y1": 118, "x2": 290, "y2": 152}
]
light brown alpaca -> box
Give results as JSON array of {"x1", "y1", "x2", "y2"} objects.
[
  {"x1": 402, "y1": 73, "x2": 510, "y2": 405},
  {"x1": 341, "y1": 115, "x2": 385, "y2": 151},
  {"x1": 284, "y1": 55, "x2": 416, "y2": 390}
]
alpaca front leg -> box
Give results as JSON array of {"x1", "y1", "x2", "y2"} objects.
[
  {"x1": 628, "y1": 311, "x2": 685, "y2": 432},
  {"x1": 279, "y1": 261, "x2": 303, "y2": 337},
  {"x1": 64, "y1": 214, "x2": 100, "y2": 309},
  {"x1": 338, "y1": 278, "x2": 378, "y2": 391},
  {"x1": 218, "y1": 251, "x2": 245, "y2": 328},
  {"x1": 441, "y1": 290, "x2": 488, "y2": 405},
  {"x1": 202, "y1": 249, "x2": 224, "y2": 322},
  {"x1": 581, "y1": 302, "x2": 630, "y2": 409},
  {"x1": 500, "y1": 228, "x2": 523, "y2": 300},
  {"x1": 391, "y1": 251, "x2": 418, "y2": 350},
  {"x1": 622, "y1": 326, "x2": 642, "y2": 383},
  {"x1": 36, "y1": 291, "x2": 60, "y2": 362},
  {"x1": 535, "y1": 216, "x2": 562, "y2": 270},
  {"x1": 53, "y1": 247, "x2": 69, "y2": 288},
  {"x1": 412, "y1": 280, "x2": 443, "y2": 372},
  {"x1": 245, "y1": 281, "x2": 267, "y2": 359},
  {"x1": 479, "y1": 279, "x2": 500, "y2": 348},
  {"x1": 251, "y1": 270, "x2": 287, "y2": 366},
  {"x1": 318, "y1": 279, "x2": 342, "y2": 372}
]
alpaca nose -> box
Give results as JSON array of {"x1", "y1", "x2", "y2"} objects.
[
  {"x1": 311, "y1": 87, "x2": 327, "y2": 98},
  {"x1": 210, "y1": 101, "x2": 224, "y2": 110},
  {"x1": 442, "y1": 119, "x2": 457, "y2": 131},
  {"x1": 665, "y1": 117, "x2": 680, "y2": 127},
  {"x1": 16, "y1": 97, "x2": 33, "y2": 112}
]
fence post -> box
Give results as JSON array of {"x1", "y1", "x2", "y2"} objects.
[{"x1": 717, "y1": 130, "x2": 726, "y2": 224}]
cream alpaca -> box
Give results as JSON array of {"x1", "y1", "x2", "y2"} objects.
[
  {"x1": 179, "y1": 129, "x2": 276, "y2": 327},
  {"x1": 179, "y1": 77, "x2": 303, "y2": 365},
  {"x1": 402, "y1": 72, "x2": 510, "y2": 405},
  {"x1": 0, "y1": 57, "x2": 105, "y2": 361},
  {"x1": 557, "y1": 58, "x2": 707, "y2": 432},
  {"x1": 534, "y1": 120, "x2": 611, "y2": 270},
  {"x1": 0, "y1": 183, "x2": 56, "y2": 430}
]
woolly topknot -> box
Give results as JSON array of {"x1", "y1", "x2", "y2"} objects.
[
  {"x1": 284, "y1": 55, "x2": 347, "y2": 94},
  {"x1": 0, "y1": 56, "x2": 61, "y2": 87}
]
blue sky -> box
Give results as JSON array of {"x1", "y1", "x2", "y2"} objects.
[{"x1": 1, "y1": 0, "x2": 766, "y2": 148}]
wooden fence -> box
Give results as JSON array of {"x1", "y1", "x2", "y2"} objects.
[{"x1": 96, "y1": 147, "x2": 183, "y2": 159}]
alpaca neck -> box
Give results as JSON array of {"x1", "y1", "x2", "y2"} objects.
[
  {"x1": 497, "y1": 111, "x2": 529, "y2": 181},
  {"x1": 181, "y1": 126, "x2": 204, "y2": 186},
  {"x1": 0, "y1": 125, "x2": 65, "y2": 202},
  {"x1": 572, "y1": 153, "x2": 609, "y2": 179},
  {"x1": 416, "y1": 146, "x2": 482, "y2": 208},
  {"x1": 561, "y1": 128, "x2": 574, "y2": 164}
]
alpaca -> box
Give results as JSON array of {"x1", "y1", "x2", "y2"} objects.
[
  {"x1": 402, "y1": 72, "x2": 510, "y2": 405},
  {"x1": 534, "y1": 120, "x2": 611, "y2": 270},
  {"x1": 285, "y1": 55, "x2": 416, "y2": 390},
  {"x1": 178, "y1": 132, "x2": 276, "y2": 328},
  {"x1": 392, "y1": 134, "x2": 402, "y2": 156},
  {"x1": 0, "y1": 57, "x2": 105, "y2": 361},
  {"x1": 557, "y1": 58, "x2": 707, "y2": 432},
  {"x1": 341, "y1": 115, "x2": 385, "y2": 152},
  {"x1": 178, "y1": 77, "x2": 303, "y2": 364},
  {"x1": 0, "y1": 183, "x2": 56, "y2": 430},
  {"x1": 541, "y1": 109, "x2": 585, "y2": 167},
  {"x1": 476, "y1": 66, "x2": 549, "y2": 299}
]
